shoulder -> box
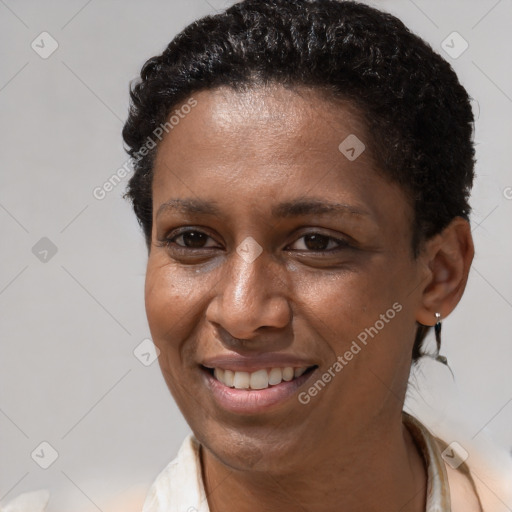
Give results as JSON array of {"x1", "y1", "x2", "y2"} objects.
[
  {"x1": 443, "y1": 457, "x2": 483, "y2": 512},
  {"x1": 434, "y1": 435, "x2": 512, "y2": 512}
]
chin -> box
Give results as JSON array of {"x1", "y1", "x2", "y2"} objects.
[{"x1": 195, "y1": 421, "x2": 301, "y2": 474}]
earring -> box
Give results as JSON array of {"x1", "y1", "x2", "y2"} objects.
[
  {"x1": 434, "y1": 312, "x2": 443, "y2": 358},
  {"x1": 434, "y1": 312, "x2": 451, "y2": 373}
]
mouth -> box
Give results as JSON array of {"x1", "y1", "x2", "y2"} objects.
[
  {"x1": 202, "y1": 365, "x2": 318, "y2": 390},
  {"x1": 200, "y1": 364, "x2": 319, "y2": 414}
]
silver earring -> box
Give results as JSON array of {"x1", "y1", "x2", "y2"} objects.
[{"x1": 434, "y1": 312, "x2": 451, "y2": 370}]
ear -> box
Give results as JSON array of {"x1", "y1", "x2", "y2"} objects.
[{"x1": 415, "y1": 217, "x2": 475, "y2": 326}]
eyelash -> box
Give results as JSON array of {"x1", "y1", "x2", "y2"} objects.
[{"x1": 156, "y1": 228, "x2": 351, "y2": 254}]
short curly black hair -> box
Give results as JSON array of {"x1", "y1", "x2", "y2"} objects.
[{"x1": 122, "y1": 0, "x2": 475, "y2": 364}]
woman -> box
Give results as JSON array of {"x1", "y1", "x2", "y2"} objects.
[{"x1": 122, "y1": 1, "x2": 489, "y2": 510}]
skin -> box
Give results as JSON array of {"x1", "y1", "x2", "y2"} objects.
[{"x1": 145, "y1": 85, "x2": 474, "y2": 512}]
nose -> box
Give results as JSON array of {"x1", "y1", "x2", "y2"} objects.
[{"x1": 205, "y1": 243, "x2": 292, "y2": 344}]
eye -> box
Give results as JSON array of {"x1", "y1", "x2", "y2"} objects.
[
  {"x1": 288, "y1": 233, "x2": 350, "y2": 252},
  {"x1": 156, "y1": 228, "x2": 220, "y2": 250}
]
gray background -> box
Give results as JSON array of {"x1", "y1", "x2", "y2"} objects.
[{"x1": 1, "y1": 0, "x2": 511, "y2": 510}]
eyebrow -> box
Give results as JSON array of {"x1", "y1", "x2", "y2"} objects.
[{"x1": 156, "y1": 197, "x2": 371, "y2": 220}]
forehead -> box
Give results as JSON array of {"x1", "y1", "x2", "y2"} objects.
[
  {"x1": 187, "y1": 84, "x2": 363, "y2": 133},
  {"x1": 153, "y1": 85, "x2": 377, "y2": 187}
]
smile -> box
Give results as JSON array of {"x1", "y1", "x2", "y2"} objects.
[
  {"x1": 210, "y1": 366, "x2": 311, "y2": 390},
  {"x1": 201, "y1": 364, "x2": 318, "y2": 413}
]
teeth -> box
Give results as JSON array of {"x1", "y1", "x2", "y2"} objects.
[
  {"x1": 250, "y1": 369, "x2": 269, "y2": 390},
  {"x1": 282, "y1": 367, "x2": 294, "y2": 381},
  {"x1": 212, "y1": 366, "x2": 310, "y2": 390},
  {"x1": 233, "y1": 371, "x2": 250, "y2": 389},
  {"x1": 268, "y1": 368, "x2": 282, "y2": 385},
  {"x1": 214, "y1": 368, "x2": 224, "y2": 382},
  {"x1": 294, "y1": 367, "x2": 307, "y2": 378},
  {"x1": 224, "y1": 369, "x2": 234, "y2": 387}
]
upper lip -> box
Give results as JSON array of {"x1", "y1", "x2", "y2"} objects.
[{"x1": 201, "y1": 353, "x2": 318, "y2": 373}]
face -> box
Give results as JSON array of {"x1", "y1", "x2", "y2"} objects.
[{"x1": 146, "y1": 85, "x2": 426, "y2": 473}]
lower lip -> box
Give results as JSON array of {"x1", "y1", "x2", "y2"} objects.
[{"x1": 201, "y1": 366, "x2": 317, "y2": 414}]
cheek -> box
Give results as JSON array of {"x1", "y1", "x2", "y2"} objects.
[
  {"x1": 144, "y1": 264, "x2": 203, "y2": 401},
  {"x1": 298, "y1": 261, "x2": 413, "y2": 368},
  {"x1": 292, "y1": 264, "x2": 394, "y2": 331},
  {"x1": 144, "y1": 262, "x2": 196, "y2": 351}
]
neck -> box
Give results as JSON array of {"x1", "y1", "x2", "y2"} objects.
[{"x1": 201, "y1": 415, "x2": 427, "y2": 512}]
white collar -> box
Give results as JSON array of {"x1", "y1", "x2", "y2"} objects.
[{"x1": 142, "y1": 433, "x2": 209, "y2": 512}]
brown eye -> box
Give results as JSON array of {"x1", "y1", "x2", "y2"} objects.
[
  {"x1": 289, "y1": 233, "x2": 349, "y2": 253},
  {"x1": 303, "y1": 234, "x2": 330, "y2": 251},
  {"x1": 177, "y1": 230, "x2": 209, "y2": 248},
  {"x1": 157, "y1": 228, "x2": 220, "y2": 251}
]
